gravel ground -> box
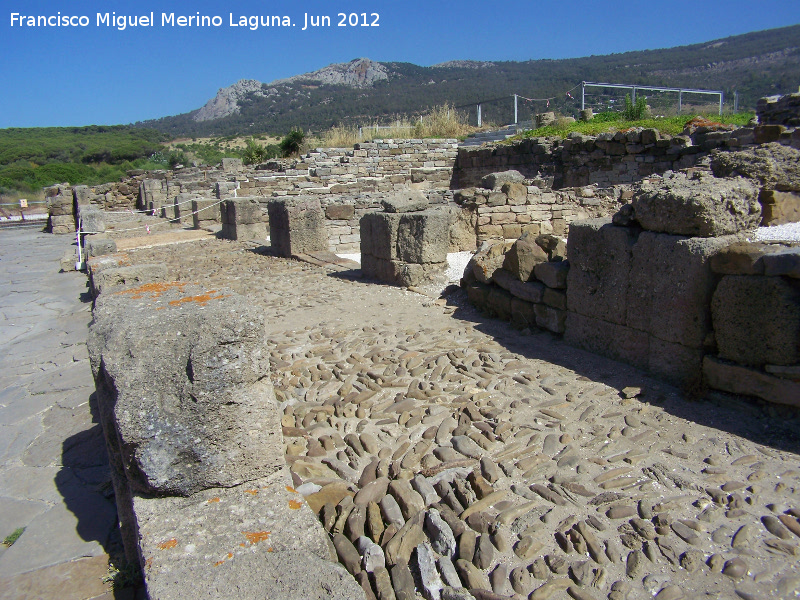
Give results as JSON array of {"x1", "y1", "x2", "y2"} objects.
[
  {"x1": 754, "y1": 223, "x2": 800, "y2": 243},
  {"x1": 108, "y1": 237, "x2": 800, "y2": 600}
]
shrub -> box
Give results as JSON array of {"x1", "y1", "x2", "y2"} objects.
[
  {"x1": 622, "y1": 95, "x2": 650, "y2": 121},
  {"x1": 279, "y1": 129, "x2": 306, "y2": 157}
]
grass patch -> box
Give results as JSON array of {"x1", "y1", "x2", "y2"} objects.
[
  {"x1": 3, "y1": 527, "x2": 25, "y2": 547},
  {"x1": 315, "y1": 104, "x2": 477, "y2": 148},
  {"x1": 102, "y1": 557, "x2": 142, "y2": 590},
  {"x1": 510, "y1": 112, "x2": 754, "y2": 141}
]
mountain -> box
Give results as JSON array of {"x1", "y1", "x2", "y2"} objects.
[{"x1": 136, "y1": 25, "x2": 800, "y2": 137}]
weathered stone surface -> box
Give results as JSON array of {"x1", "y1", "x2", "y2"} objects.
[
  {"x1": 503, "y1": 236, "x2": 548, "y2": 282},
  {"x1": 79, "y1": 207, "x2": 106, "y2": 234},
  {"x1": 382, "y1": 190, "x2": 429, "y2": 213},
  {"x1": 268, "y1": 197, "x2": 326, "y2": 256},
  {"x1": 704, "y1": 356, "x2": 800, "y2": 407},
  {"x1": 709, "y1": 242, "x2": 789, "y2": 275},
  {"x1": 326, "y1": 204, "x2": 356, "y2": 220},
  {"x1": 84, "y1": 237, "x2": 117, "y2": 259},
  {"x1": 711, "y1": 143, "x2": 800, "y2": 192},
  {"x1": 566, "y1": 219, "x2": 639, "y2": 325},
  {"x1": 470, "y1": 242, "x2": 514, "y2": 284},
  {"x1": 631, "y1": 173, "x2": 760, "y2": 237},
  {"x1": 492, "y1": 268, "x2": 546, "y2": 303},
  {"x1": 712, "y1": 275, "x2": 800, "y2": 367},
  {"x1": 627, "y1": 232, "x2": 737, "y2": 348},
  {"x1": 760, "y1": 190, "x2": 800, "y2": 226},
  {"x1": 135, "y1": 468, "x2": 364, "y2": 600},
  {"x1": 564, "y1": 313, "x2": 649, "y2": 371},
  {"x1": 93, "y1": 264, "x2": 169, "y2": 296},
  {"x1": 88, "y1": 284, "x2": 282, "y2": 497},
  {"x1": 482, "y1": 171, "x2": 524, "y2": 190},
  {"x1": 534, "y1": 260, "x2": 569, "y2": 289},
  {"x1": 192, "y1": 198, "x2": 221, "y2": 228}
]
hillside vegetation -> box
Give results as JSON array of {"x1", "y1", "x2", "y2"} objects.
[
  {"x1": 0, "y1": 126, "x2": 171, "y2": 194},
  {"x1": 138, "y1": 25, "x2": 800, "y2": 137}
]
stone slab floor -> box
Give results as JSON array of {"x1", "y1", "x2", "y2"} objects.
[
  {"x1": 119, "y1": 237, "x2": 800, "y2": 600},
  {"x1": 0, "y1": 230, "x2": 119, "y2": 600}
]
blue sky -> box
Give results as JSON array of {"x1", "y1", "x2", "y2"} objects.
[{"x1": 1, "y1": 0, "x2": 798, "y2": 128}]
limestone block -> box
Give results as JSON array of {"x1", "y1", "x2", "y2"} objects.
[
  {"x1": 84, "y1": 237, "x2": 117, "y2": 259},
  {"x1": 470, "y1": 241, "x2": 514, "y2": 284},
  {"x1": 74, "y1": 185, "x2": 92, "y2": 206},
  {"x1": 647, "y1": 337, "x2": 704, "y2": 389},
  {"x1": 566, "y1": 218, "x2": 639, "y2": 325},
  {"x1": 382, "y1": 189, "x2": 429, "y2": 213},
  {"x1": 326, "y1": 204, "x2": 356, "y2": 220},
  {"x1": 712, "y1": 275, "x2": 800, "y2": 367},
  {"x1": 94, "y1": 264, "x2": 169, "y2": 297},
  {"x1": 511, "y1": 297, "x2": 536, "y2": 329},
  {"x1": 486, "y1": 286, "x2": 513, "y2": 320},
  {"x1": 762, "y1": 247, "x2": 800, "y2": 277},
  {"x1": 627, "y1": 232, "x2": 736, "y2": 348},
  {"x1": 360, "y1": 212, "x2": 401, "y2": 261},
  {"x1": 47, "y1": 194, "x2": 73, "y2": 216},
  {"x1": 221, "y1": 157, "x2": 243, "y2": 173},
  {"x1": 492, "y1": 269, "x2": 546, "y2": 303},
  {"x1": 192, "y1": 199, "x2": 221, "y2": 228},
  {"x1": 88, "y1": 284, "x2": 282, "y2": 498},
  {"x1": 533, "y1": 261, "x2": 569, "y2": 289},
  {"x1": 49, "y1": 214, "x2": 75, "y2": 234},
  {"x1": 760, "y1": 190, "x2": 800, "y2": 225},
  {"x1": 502, "y1": 236, "x2": 548, "y2": 282},
  {"x1": 564, "y1": 313, "x2": 649, "y2": 371},
  {"x1": 79, "y1": 207, "x2": 106, "y2": 233},
  {"x1": 631, "y1": 173, "x2": 760, "y2": 237},
  {"x1": 704, "y1": 356, "x2": 800, "y2": 408},
  {"x1": 709, "y1": 242, "x2": 778, "y2": 275},
  {"x1": 224, "y1": 196, "x2": 262, "y2": 225},
  {"x1": 534, "y1": 304, "x2": 567, "y2": 334},
  {"x1": 711, "y1": 143, "x2": 800, "y2": 192},
  {"x1": 482, "y1": 171, "x2": 524, "y2": 190},
  {"x1": 396, "y1": 210, "x2": 450, "y2": 264},
  {"x1": 268, "y1": 197, "x2": 326, "y2": 256}
]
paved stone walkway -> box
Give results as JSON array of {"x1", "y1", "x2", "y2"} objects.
[
  {"x1": 0, "y1": 230, "x2": 117, "y2": 600},
  {"x1": 120, "y1": 237, "x2": 800, "y2": 600}
]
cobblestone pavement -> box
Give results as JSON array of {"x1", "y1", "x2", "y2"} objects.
[
  {"x1": 0, "y1": 230, "x2": 118, "y2": 600},
  {"x1": 100, "y1": 237, "x2": 800, "y2": 599}
]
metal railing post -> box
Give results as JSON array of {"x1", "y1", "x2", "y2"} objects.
[
  {"x1": 477, "y1": 104, "x2": 482, "y2": 127},
  {"x1": 719, "y1": 92, "x2": 723, "y2": 115},
  {"x1": 514, "y1": 95, "x2": 518, "y2": 125},
  {"x1": 581, "y1": 82, "x2": 585, "y2": 111}
]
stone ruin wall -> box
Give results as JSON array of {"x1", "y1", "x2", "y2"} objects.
[{"x1": 73, "y1": 94, "x2": 800, "y2": 600}]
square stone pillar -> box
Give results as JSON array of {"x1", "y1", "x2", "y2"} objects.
[
  {"x1": 267, "y1": 197, "x2": 328, "y2": 257},
  {"x1": 220, "y1": 197, "x2": 267, "y2": 241}
]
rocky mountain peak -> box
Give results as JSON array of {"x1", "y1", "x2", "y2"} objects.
[{"x1": 193, "y1": 59, "x2": 389, "y2": 123}]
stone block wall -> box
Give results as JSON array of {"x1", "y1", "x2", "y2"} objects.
[
  {"x1": 757, "y1": 93, "x2": 800, "y2": 126},
  {"x1": 87, "y1": 279, "x2": 363, "y2": 599},
  {"x1": 704, "y1": 244, "x2": 800, "y2": 406},
  {"x1": 454, "y1": 170, "x2": 618, "y2": 244},
  {"x1": 452, "y1": 121, "x2": 800, "y2": 192}
]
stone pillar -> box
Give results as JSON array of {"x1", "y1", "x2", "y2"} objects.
[
  {"x1": 267, "y1": 197, "x2": 328, "y2": 257},
  {"x1": 360, "y1": 191, "x2": 450, "y2": 287},
  {"x1": 192, "y1": 198, "x2": 221, "y2": 229},
  {"x1": 221, "y1": 197, "x2": 267, "y2": 241}
]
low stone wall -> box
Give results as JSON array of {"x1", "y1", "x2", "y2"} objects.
[
  {"x1": 86, "y1": 267, "x2": 364, "y2": 600},
  {"x1": 452, "y1": 120, "x2": 800, "y2": 192},
  {"x1": 757, "y1": 93, "x2": 800, "y2": 126},
  {"x1": 454, "y1": 170, "x2": 619, "y2": 244},
  {"x1": 705, "y1": 243, "x2": 800, "y2": 405},
  {"x1": 462, "y1": 146, "x2": 800, "y2": 403}
]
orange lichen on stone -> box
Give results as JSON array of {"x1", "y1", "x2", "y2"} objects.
[
  {"x1": 244, "y1": 489, "x2": 259, "y2": 495},
  {"x1": 242, "y1": 531, "x2": 271, "y2": 545},
  {"x1": 157, "y1": 539, "x2": 178, "y2": 550},
  {"x1": 113, "y1": 281, "x2": 188, "y2": 300},
  {"x1": 288, "y1": 499, "x2": 303, "y2": 510},
  {"x1": 167, "y1": 291, "x2": 229, "y2": 307},
  {"x1": 286, "y1": 486, "x2": 297, "y2": 493},
  {"x1": 213, "y1": 552, "x2": 234, "y2": 567},
  {"x1": 208, "y1": 497, "x2": 221, "y2": 504},
  {"x1": 267, "y1": 548, "x2": 274, "y2": 552},
  {"x1": 145, "y1": 558, "x2": 153, "y2": 570}
]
